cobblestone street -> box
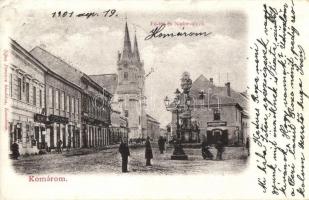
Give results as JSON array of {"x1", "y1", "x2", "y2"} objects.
[{"x1": 12, "y1": 145, "x2": 249, "y2": 175}]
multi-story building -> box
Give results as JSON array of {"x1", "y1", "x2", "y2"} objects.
[
  {"x1": 30, "y1": 47, "x2": 82, "y2": 149},
  {"x1": 8, "y1": 39, "x2": 47, "y2": 154},
  {"x1": 170, "y1": 75, "x2": 249, "y2": 146},
  {"x1": 80, "y1": 75, "x2": 112, "y2": 148},
  {"x1": 30, "y1": 47, "x2": 112, "y2": 149}
]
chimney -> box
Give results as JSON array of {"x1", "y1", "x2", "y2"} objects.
[
  {"x1": 225, "y1": 82, "x2": 231, "y2": 96},
  {"x1": 210, "y1": 78, "x2": 213, "y2": 85}
]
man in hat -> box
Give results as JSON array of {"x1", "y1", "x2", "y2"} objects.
[
  {"x1": 158, "y1": 136, "x2": 165, "y2": 154},
  {"x1": 145, "y1": 136, "x2": 153, "y2": 166},
  {"x1": 119, "y1": 137, "x2": 130, "y2": 172}
]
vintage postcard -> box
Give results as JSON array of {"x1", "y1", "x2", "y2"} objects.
[{"x1": 0, "y1": 0, "x2": 308, "y2": 199}]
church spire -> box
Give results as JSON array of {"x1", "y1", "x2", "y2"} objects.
[
  {"x1": 122, "y1": 21, "x2": 132, "y2": 61},
  {"x1": 133, "y1": 32, "x2": 140, "y2": 62}
]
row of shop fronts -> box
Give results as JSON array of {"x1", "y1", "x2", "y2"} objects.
[{"x1": 8, "y1": 39, "x2": 128, "y2": 155}]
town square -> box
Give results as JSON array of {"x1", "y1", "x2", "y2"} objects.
[{"x1": 7, "y1": 11, "x2": 249, "y2": 175}]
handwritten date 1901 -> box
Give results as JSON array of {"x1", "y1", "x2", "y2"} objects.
[{"x1": 52, "y1": 10, "x2": 118, "y2": 19}]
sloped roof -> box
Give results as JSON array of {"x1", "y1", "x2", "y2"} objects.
[
  {"x1": 89, "y1": 74, "x2": 118, "y2": 94},
  {"x1": 30, "y1": 46, "x2": 83, "y2": 87},
  {"x1": 190, "y1": 75, "x2": 248, "y2": 110}
]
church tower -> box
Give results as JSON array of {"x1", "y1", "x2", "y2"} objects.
[{"x1": 116, "y1": 21, "x2": 147, "y2": 139}]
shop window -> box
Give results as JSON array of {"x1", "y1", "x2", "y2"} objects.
[
  {"x1": 33, "y1": 86, "x2": 36, "y2": 106},
  {"x1": 214, "y1": 109, "x2": 220, "y2": 120}
]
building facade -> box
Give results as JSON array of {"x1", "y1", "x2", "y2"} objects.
[
  {"x1": 31, "y1": 47, "x2": 83, "y2": 149},
  {"x1": 30, "y1": 47, "x2": 112, "y2": 149},
  {"x1": 8, "y1": 39, "x2": 47, "y2": 154},
  {"x1": 146, "y1": 114, "x2": 160, "y2": 140},
  {"x1": 171, "y1": 75, "x2": 249, "y2": 146},
  {"x1": 110, "y1": 109, "x2": 129, "y2": 144},
  {"x1": 80, "y1": 75, "x2": 112, "y2": 148},
  {"x1": 44, "y1": 71, "x2": 82, "y2": 149}
]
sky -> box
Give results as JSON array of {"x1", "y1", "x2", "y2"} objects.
[{"x1": 3, "y1": 4, "x2": 248, "y2": 127}]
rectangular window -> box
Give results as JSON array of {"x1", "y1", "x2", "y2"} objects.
[
  {"x1": 76, "y1": 99, "x2": 79, "y2": 114},
  {"x1": 61, "y1": 91, "x2": 65, "y2": 110},
  {"x1": 68, "y1": 96, "x2": 72, "y2": 113},
  {"x1": 72, "y1": 97, "x2": 75, "y2": 114},
  {"x1": 124, "y1": 110, "x2": 129, "y2": 117},
  {"x1": 124, "y1": 72, "x2": 128, "y2": 80},
  {"x1": 66, "y1": 96, "x2": 69, "y2": 112},
  {"x1": 214, "y1": 109, "x2": 220, "y2": 120},
  {"x1": 26, "y1": 82, "x2": 29, "y2": 103},
  {"x1": 33, "y1": 86, "x2": 36, "y2": 106},
  {"x1": 9, "y1": 74, "x2": 12, "y2": 97},
  {"x1": 55, "y1": 90, "x2": 59, "y2": 109},
  {"x1": 39, "y1": 90, "x2": 42, "y2": 107},
  {"x1": 49, "y1": 87, "x2": 53, "y2": 108},
  {"x1": 17, "y1": 78, "x2": 22, "y2": 100}
]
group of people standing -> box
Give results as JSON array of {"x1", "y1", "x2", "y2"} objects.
[
  {"x1": 119, "y1": 136, "x2": 166, "y2": 173},
  {"x1": 201, "y1": 139, "x2": 225, "y2": 160}
]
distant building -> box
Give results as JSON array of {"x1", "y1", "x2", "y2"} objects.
[
  {"x1": 171, "y1": 75, "x2": 249, "y2": 145},
  {"x1": 146, "y1": 114, "x2": 160, "y2": 140},
  {"x1": 159, "y1": 128, "x2": 168, "y2": 140}
]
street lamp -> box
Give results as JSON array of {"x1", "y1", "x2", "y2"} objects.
[{"x1": 164, "y1": 89, "x2": 188, "y2": 160}]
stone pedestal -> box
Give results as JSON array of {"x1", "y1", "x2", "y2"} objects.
[{"x1": 171, "y1": 141, "x2": 188, "y2": 160}]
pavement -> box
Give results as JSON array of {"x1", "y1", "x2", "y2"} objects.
[{"x1": 12, "y1": 145, "x2": 249, "y2": 175}]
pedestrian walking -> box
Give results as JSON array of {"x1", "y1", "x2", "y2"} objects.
[
  {"x1": 145, "y1": 136, "x2": 153, "y2": 166},
  {"x1": 158, "y1": 136, "x2": 165, "y2": 154},
  {"x1": 215, "y1": 140, "x2": 224, "y2": 160},
  {"x1": 119, "y1": 138, "x2": 130, "y2": 173},
  {"x1": 56, "y1": 140, "x2": 63, "y2": 153},
  {"x1": 201, "y1": 137, "x2": 213, "y2": 160},
  {"x1": 246, "y1": 137, "x2": 250, "y2": 156},
  {"x1": 10, "y1": 140, "x2": 20, "y2": 160}
]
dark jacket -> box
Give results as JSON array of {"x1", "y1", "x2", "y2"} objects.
[
  {"x1": 119, "y1": 142, "x2": 130, "y2": 157},
  {"x1": 246, "y1": 139, "x2": 250, "y2": 149},
  {"x1": 215, "y1": 141, "x2": 225, "y2": 152},
  {"x1": 158, "y1": 137, "x2": 165, "y2": 149},
  {"x1": 145, "y1": 140, "x2": 153, "y2": 159}
]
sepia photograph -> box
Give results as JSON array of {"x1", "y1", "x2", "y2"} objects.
[
  {"x1": 7, "y1": 8, "x2": 249, "y2": 175},
  {"x1": 1, "y1": 0, "x2": 308, "y2": 199}
]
